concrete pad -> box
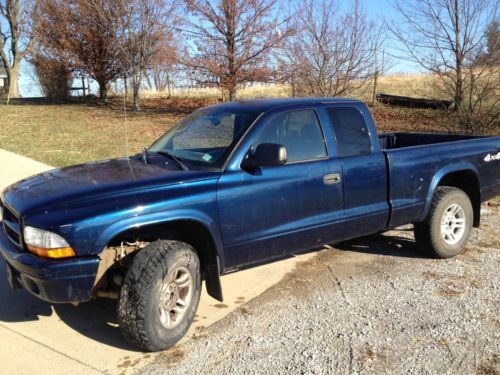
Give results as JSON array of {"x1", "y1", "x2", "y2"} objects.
[
  {"x1": 0, "y1": 325, "x2": 100, "y2": 375},
  {"x1": 0, "y1": 149, "x2": 317, "y2": 374},
  {"x1": 0, "y1": 254, "x2": 316, "y2": 374},
  {"x1": 0, "y1": 148, "x2": 53, "y2": 189}
]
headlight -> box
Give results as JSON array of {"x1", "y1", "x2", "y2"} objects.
[{"x1": 23, "y1": 226, "x2": 75, "y2": 259}]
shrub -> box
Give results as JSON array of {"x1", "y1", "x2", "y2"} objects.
[{"x1": 31, "y1": 54, "x2": 72, "y2": 101}]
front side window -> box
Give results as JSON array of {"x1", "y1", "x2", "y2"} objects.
[
  {"x1": 326, "y1": 107, "x2": 372, "y2": 157},
  {"x1": 150, "y1": 107, "x2": 260, "y2": 168},
  {"x1": 254, "y1": 109, "x2": 327, "y2": 163}
]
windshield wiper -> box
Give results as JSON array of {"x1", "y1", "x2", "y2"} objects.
[{"x1": 155, "y1": 151, "x2": 189, "y2": 171}]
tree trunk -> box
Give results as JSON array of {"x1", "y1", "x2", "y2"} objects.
[
  {"x1": 7, "y1": 63, "x2": 21, "y2": 99},
  {"x1": 133, "y1": 82, "x2": 140, "y2": 111},
  {"x1": 167, "y1": 71, "x2": 172, "y2": 98},
  {"x1": 372, "y1": 44, "x2": 379, "y2": 106},
  {"x1": 224, "y1": 3, "x2": 236, "y2": 102},
  {"x1": 455, "y1": 67, "x2": 463, "y2": 111},
  {"x1": 371, "y1": 71, "x2": 379, "y2": 107},
  {"x1": 131, "y1": 69, "x2": 141, "y2": 111},
  {"x1": 453, "y1": 0, "x2": 463, "y2": 111},
  {"x1": 145, "y1": 73, "x2": 153, "y2": 91},
  {"x1": 98, "y1": 81, "x2": 108, "y2": 101},
  {"x1": 130, "y1": 66, "x2": 142, "y2": 111},
  {"x1": 123, "y1": 75, "x2": 128, "y2": 100},
  {"x1": 228, "y1": 86, "x2": 236, "y2": 101}
]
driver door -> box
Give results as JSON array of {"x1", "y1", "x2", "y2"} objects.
[{"x1": 217, "y1": 108, "x2": 345, "y2": 269}]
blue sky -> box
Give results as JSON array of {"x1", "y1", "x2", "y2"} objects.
[
  {"x1": 363, "y1": 0, "x2": 422, "y2": 73},
  {"x1": 6, "y1": 0, "x2": 421, "y2": 97}
]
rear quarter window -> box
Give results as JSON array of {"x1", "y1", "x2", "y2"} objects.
[{"x1": 326, "y1": 107, "x2": 372, "y2": 157}]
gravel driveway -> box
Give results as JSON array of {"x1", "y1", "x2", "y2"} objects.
[{"x1": 141, "y1": 202, "x2": 499, "y2": 375}]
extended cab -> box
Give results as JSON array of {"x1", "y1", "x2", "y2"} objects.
[{"x1": 1, "y1": 98, "x2": 499, "y2": 351}]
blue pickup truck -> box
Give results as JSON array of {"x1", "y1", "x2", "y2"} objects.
[{"x1": 1, "y1": 98, "x2": 499, "y2": 351}]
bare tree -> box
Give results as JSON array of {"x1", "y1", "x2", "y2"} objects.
[
  {"x1": 35, "y1": 0, "x2": 126, "y2": 101},
  {"x1": 0, "y1": 0, "x2": 36, "y2": 99},
  {"x1": 389, "y1": 0, "x2": 499, "y2": 133},
  {"x1": 183, "y1": 0, "x2": 293, "y2": 101},
  {"x1": 482, "y1": 20, "x2": 499, "y2": 65},
  {"x1": 280, "y1": 0, "x2": 380, "y2": 98},
  {"x1": 145, "y1": 37, "x2": 180, "y2": 95},
  {"x1": 117, "y1": 0, "x2": 179, "y2": 111}
]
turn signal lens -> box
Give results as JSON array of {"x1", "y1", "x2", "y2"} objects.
[
  {"x1": 26, "y1": 245, "x2": 76, "y2": 259},
  {"x1": 23, "y1": 226, "x2": 75, "y2": 259}
]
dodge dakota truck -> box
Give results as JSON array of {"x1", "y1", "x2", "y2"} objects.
[{"x1": 1, "y1": 98, "x2": 499, "y2": 351}]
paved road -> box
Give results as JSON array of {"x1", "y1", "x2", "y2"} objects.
[{"x1": 0, "y1": 149, "x2": 314, "y2": 374}]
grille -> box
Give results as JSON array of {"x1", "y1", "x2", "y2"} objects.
[
  {"x1": 1, "y1": 203, "x2": 21, "y2": 247},
  {"x1": 3, "y1": 205, "x2": 19, "y2": 225},
  {"x1": 5, "y1": 225, "x2": 20, "y2": 244}
]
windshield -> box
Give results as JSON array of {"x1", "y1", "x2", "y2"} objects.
[{"x1": 149, "y1": 107, "x2": 261, "y2": 168}]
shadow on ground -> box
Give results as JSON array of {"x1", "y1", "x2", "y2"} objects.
[
  {"x1": 0, "y1": 97, "x2": 83, "y2": 106},
  {"x1": 0, "y1": 229, "x2": 424, "y2": 351},
  {"x1": 0, "y1": 96, "x2": 212, "y2": 117},
  {"x1": 0, "y1": 259, "x2": 140, "y2": 351},
  {"x1": 335, "y1": 228, "x2": 427, "y2": 259}
]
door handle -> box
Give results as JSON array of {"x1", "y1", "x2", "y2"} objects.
[{"x1": 323, "y1": 173, "x2": 342, "y2": 185}]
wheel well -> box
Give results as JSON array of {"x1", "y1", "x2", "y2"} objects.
[
  {"x1": 97, "y1": 220, "x2": 223, "y2": 301},
  {"x1": 438, "y1": 170, "x2": 481, "y2": 227}
]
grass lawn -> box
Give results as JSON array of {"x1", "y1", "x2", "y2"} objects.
[{"x1": 0, "y1": 97, "x2": 454, "y2": 167}]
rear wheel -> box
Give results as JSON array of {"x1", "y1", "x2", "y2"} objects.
[
  {"x1": 414, "y1": 187, "x2": 473, "y2": 258},
  {"x1": 117, "y1": 240, "x2": 201, "y2": 351}
]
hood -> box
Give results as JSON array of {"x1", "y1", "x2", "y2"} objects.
[{"x1": 1, "y1": 156, "x2": 219, "y2": 216}]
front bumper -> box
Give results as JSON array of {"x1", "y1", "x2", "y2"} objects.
[{"x1": 0, "y1": 227, "x2": 99, "y2": 303}]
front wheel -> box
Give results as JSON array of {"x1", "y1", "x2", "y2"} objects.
[
  {"x1": 414, "y1": 186, "x2": 473, "y2": 258},
  {"x1": 117, "y1": 240, "x2": 201, "y2": 351}
]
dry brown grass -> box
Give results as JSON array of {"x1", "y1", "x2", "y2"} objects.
[
  {"x1": 142, "y1": 74, "x2": 445, "y2": 102},
  {"x1": 423, "y1": 270, "x2": 486, "y2": 298},
  {"x1": 372, "y1": 74, "x2": 446, "y2": 99},
  {"x1": 0, "y1": 95, "x2": 462, "y2": 168},
  {"x1": 476, "y1": 354, "x2": 500, "y2": 375},
  {"x1": 0, "y1": 97, "x2": 214, "y2": 167},
  {"x1": 371, "y1": 105, "x2": 452, "y2": 133},
  {"x1": 142, "y1": 84, "x2": 291, "y2": 100},
  {"x1": 0, "y1": 102, "x2": 176, "y2": 166}
]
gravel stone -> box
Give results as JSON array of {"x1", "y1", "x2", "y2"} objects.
[{"x1": 140, "y1": 203, "x2": 500, "y2": 375}]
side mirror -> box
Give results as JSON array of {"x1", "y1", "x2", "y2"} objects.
[{"x1": 242, "y1": 143, "x2": 287, "y2": 170}]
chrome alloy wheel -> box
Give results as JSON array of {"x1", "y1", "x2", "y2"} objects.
[
  {"x1": 158, "y1": 266, "x2": 194, "y2": 329},
  {"x1": 440, "y1": 203, "x2": 466, "y2": 245}
]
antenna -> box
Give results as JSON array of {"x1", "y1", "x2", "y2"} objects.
[
  {"x1": 123, "y1": 79, "x2": 129, "y2": 156},
  {"x1": 123, "y1": 78, "x2": 136, "y2": 179}
]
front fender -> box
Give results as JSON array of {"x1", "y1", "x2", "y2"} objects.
[
  {"x1": 92, "y1": 208, "x2": 225, "y2": 270},
  {"x1": 419, "y1": 162, "x2": 480, "y2": 222}
]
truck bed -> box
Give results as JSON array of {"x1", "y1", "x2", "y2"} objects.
[
  {"x1": 378, "y1": 132, "x2": 486, "y2": 149},
  {"x1": 379, "y1": 133, "x2": 500, "y2": 229}
]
